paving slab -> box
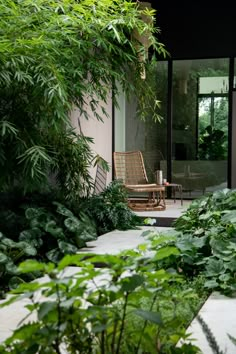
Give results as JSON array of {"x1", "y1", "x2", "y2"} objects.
[
  {"x1": 79, "y1": 226, "x2": 171, "y2": 254},
  {"x1": 184, "y1": 292, "x2": 236, "y2": 354},
  {"x1": 134, "y1": 199, "x2": 192, "y2": 219}
]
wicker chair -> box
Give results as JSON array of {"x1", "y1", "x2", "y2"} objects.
[{"x1": 113, "y1": 151, "x2": 165, "y2": 211}]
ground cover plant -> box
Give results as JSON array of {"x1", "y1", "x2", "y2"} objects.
[
  {"x1": 5, "y1": 187, "x2": 236, "y2": 352},
  {"x1": 174, "y1": 188, "x2": 236, "y2": 294},
  {"x1": 1, "y1": 190, "x2": 236, "y2": 353},
  {"x1": 0, "y1": 191, "x2": 97, "y2": 295},
  {"x1": 0, "y1": 236, "x2": 206, "y2": 354},
  {"x1": 0, "y1": 181, "x2": 142, "y2": 295}
]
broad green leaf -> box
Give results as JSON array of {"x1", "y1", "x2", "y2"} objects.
[
  {"x1": 121, "y1": 274, "x2": 144, "y2": 292},
  {"x1": 25, "y1": 207, "x2": 45, "y2": 220},
  {"x1": 18, "y1": 259, "x2": 55, "y2": 273},
  {"x1": 204, "y1": 279, "x2": 219, "y2": 289},
  {"x1": 10, "y1": 281, "x2": 43, "y2": 294},
  {"x1": 53, "y1": 201, "x2": 74, "y2": 217},
  {"x1": 199, "y1": 212, "x2": 212, "y2": 220},
  {"x1": 92, "y1": 323, "x2": 109, "y2": 333},
  {"x1": 58, "y1": 240, "x2": 78, "y2": 254},
  {"x1": 78, "y1": 230, "x2": 96, "y2": 242},
  {"x1": 141, "y1": 230, "x2": 154, "y2": 237},
  {"x1": 19, "y1": 228, "x2": 43, "y2": 248},
  {"x1": 45, "y1": 221, "x2": 64, "y2": 238},
  {"x1": 143, "y1": 218, "x2": 156, "y2": 226},
  {"x1": 38, "y1": 301, "x2": 57, "y2": 321},
  {"x1": 57, "y1": 254, "x2": 86, "y2": 270},
  {"x1": 7, "y1": 323, "x2": 39, "y2": 341},
  {"x1": 17, "y1": 242, "x2": 37, "y2": 256},
  {"x1": 150, "y1": 235, "x2": 177, "y2": 246},
  {"x1": 8, "y1": 276, "x2": 25, "y2": 289},
  {"x1": 210, "y1": 238, "x2": 229, "y2": 253},
  {"x1": 1, "y1": 238, "x2": 16, "y2": 248},
  {"x1": 219, "y1": 273, "x2": 231, "y2": 282},
  {"x1": 176, "y1": 237, "x2": 196, "y2": 252},
  {"x1": 225, "y1": 259, "x2": 236, "y2": 271},
  {"x1": 135, "y1": 309, "x2": 162, "y2": 325},
  {"x1": 46, "y1": 248, "x2": 62, "y2": 263},
  {"x1": 0, "y1": 252, "x2": 8, "y2": 264},
  {"x1": 5, "y1": 261, "x2": 18, "y2": 275},
  {"x1": 154, "y1": 246, "x2": 180, "y2": 261},
  {"x1": 222, "y1": 210, "x2": 236, "y2": 223},
  {"x1": 64, "y1": 216, "x2": 80, "y2": 232},
  {"x1": 192, "y1": 236, "x2": 207, "y2": 249},
  {"x1": 205, "y1": 258, "x2": 224, "y2": 276},
  {"x1": 194, "y1": 228, "x2": 205, "y2": 236},
  {"x1": 228, "y1": 243, "x2": 236, "y2": 251},
  {"x1": 138, "y1": 243, "x2": 148, "y2": 252}
]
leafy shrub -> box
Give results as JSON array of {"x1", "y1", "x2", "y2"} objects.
[
  {"x1": 0, "y1": 191, "x2": 97, "y2": 294},
  {"x1": 198, "y1": 125, "x2": 227, "y2": 160},
  {"x1": 0, "y1": 232, "x2": 41, "y2": 296},
  {"x1": 0, "y1": 0, "x2": 165, "y2": 197},
  {"x1": 0, "y1": 244, "x2": 204, "y2": 353},
  {"x1": 80, "y1": 180, "x2": 142, "y2": 235},
  {"x1": 22, "y1": 201, "x2": 97, "y2": 263},
  {"x1": 173, "y1": 188, "x2": 236, "y2": 294}
]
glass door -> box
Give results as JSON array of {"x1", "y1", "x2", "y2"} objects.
[
  {"x1": 114, "y1": 60, "x2": 168, "y2": 183},
  {"x1": 172, "y1": 59, "x2": 229, "y2": 198}
]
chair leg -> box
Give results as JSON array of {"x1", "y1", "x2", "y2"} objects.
[{"x1": 127, "y1": 191, "x2": 166, "y2": 211}]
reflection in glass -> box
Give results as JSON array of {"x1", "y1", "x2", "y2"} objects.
[
  {"x1": 115, "y1": 61, "x2": 168, "y2": 183},
  {"x1": 172, "y1": 59, "x2": 229, "y2": 198}
]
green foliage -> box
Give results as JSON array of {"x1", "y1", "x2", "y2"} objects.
[
  {"x1": 0, "y1": 231, "x2": 39, "y2": 295},
  {"x1": 135, "y1": 55, "x2": 166, "y2": 123},
  {"x1": 0, "y1": 246, "x2": 203, "y2": 353},
  {"x1": 80, "y1": 180, "x2": 142, "y2": 235},
  {"x1": 0, "y1": 191, "x2": 97, "y2": 293},
  {"x1": 198, "y1": 125, "x2": 227, "y2": 160},
  {"x1": 199, "y1": 97, "x2": 228, "y2": 136},
  {"x1": 0, "y1": 0, "x2": 166, "y2": 196},
  {"x1": 0, "y1": 183, "x2": 141, "y2": 294},
  {"x1": 173, "y1": 188, "x2": 236, "y2": 294},
  {"x1": 23, "y1": 201, "x2": 97, "y2": 262}
]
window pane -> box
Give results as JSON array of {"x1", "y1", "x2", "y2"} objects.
[
  {"x1": 115, "y1": 61, "x2": 168, "y2": 183},
  {"x1": 172, "y1": 59, "x2": 229, "y2": 198}
]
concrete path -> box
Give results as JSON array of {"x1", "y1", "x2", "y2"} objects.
[
  {"x1": 79, "y1": 226, "x2": 171, "y2": 254},
  {"x1": 134, "y1": 199, "x2": 191, "y2": 219},
  {"x1": 184, "y1": 292, "x2": 236, "y2": 354}
]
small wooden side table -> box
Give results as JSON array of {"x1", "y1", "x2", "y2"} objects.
[{"x1": 157, "y1": 183, "x2": 183, "y2": 206}]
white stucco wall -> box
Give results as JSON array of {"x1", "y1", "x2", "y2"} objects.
[{"x1": 70, "y1": 95, "x2": 113, "y2": 185}]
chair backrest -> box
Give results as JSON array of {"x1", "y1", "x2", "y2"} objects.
[
  {"x1": 94, "y1": 164, "x2": 107, "y2": 195},
  {"x1": 142, "y1": 150, "x2": 165, "y2": 183},
  {"x1": 113, "y1": 151, "x2": 148, "y2": 185}
]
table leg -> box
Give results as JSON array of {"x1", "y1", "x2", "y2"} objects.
[{"x1": 173, "y1": 186, "x2": 176, "y2": 203}]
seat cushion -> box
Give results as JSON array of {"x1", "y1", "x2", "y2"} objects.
[{"x1": 125, "y1": 184, "x2": 165, "y2": 192}]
